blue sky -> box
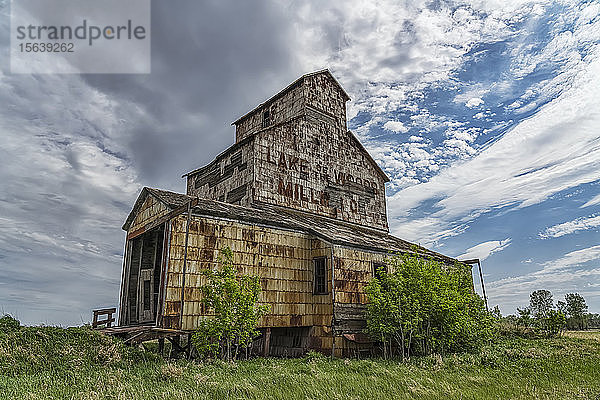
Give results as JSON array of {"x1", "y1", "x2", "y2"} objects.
[{"x1": 0, "y1": 0, "x2": 598, "y2": 325}]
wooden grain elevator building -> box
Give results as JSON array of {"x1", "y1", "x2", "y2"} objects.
[{"x1": 117, "y1": 70, "x2": 458, "y2": 356}]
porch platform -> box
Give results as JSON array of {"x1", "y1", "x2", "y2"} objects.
[{"x1": 100, "y1": 324, "x2": 189, "y2": 345}]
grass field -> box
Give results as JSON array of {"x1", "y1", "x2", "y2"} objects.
[
  {"x1": 1, "y1": 322, "x2": 599, "y2": 400},
  {"x1": 564, "y1": 329, "x2": 600, "y2": 341}
]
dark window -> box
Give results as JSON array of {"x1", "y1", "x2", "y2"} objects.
[
  {"x1": 313, "y1": 257, "x2": 327, "y2": 294},
  {"x1": 373, "y1": 262, "x2": 387, "y2": 281},
  {"x1": 262, "y1": 110, "x2": 271, "y2": 128}
]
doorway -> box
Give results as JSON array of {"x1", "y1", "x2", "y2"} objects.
[{"x1": 125, "y1": 225, "x2": 164, "y2": 325}]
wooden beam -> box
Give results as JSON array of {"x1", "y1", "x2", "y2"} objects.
[
  {"x1": 179, "y1": 200, "x2": 193, "y2": 329},
  {"x1": 263, "y1": 328, "x2": 271, "y2": 357}
]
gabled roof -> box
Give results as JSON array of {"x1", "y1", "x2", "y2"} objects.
[
  {"x1": 122, "y1": 187, "x2": 458, "y2": 265},
  {"x1": 232, "y1": 69, "x2": 350, "y2": 125},
  {"x1": 183, "y1": 70, "x2": 389, "y2": 183},
  {"x1": 122, "y1": 187, "x2": 195, "y2": 231},
  {"x1": 347, "y1": 130, "x2": 390, "y2": 183}
]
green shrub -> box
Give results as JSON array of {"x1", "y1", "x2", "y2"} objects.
[
  {"x1": 365, "y1": 252, "x2": 495, "y2": 359},
  {"x1": 192, "y1": 247, "x2": 269, "y2": 361},
  {"x1": 0, "y1": 314, "x2": 20, "y2": 333}
]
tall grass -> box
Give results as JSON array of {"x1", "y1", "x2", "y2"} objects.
[{"x1": 1, "y1": 317, "x2": 599, "y2": 399}]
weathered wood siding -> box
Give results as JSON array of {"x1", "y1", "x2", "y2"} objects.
[
  {"x1": 334, "y1": 247, "x2": 388, "y2": 305},
  {"x1": 186, "y1": 139, "x2": 255, "y2": 206},
  {"x1": 303, "y1": 72, "x2": 348, "y2": 131},
  {"x1": 234, "y1": 79, "x2": 306, "y2": 143},
  {"x1": 155, "y1": 211, "x2": 400, "y2": 355},
  {"x1": 128, "y1": 195, "x2": 171, "y2": 237},
  {"x1": 162, "y1": 214, "x2": 334, "y2": 331},
  {"x1": 253, "y1": 116, "x2": 388, "y2": 230},
  {"x1": 185, "y1": 71, "x2": 388, "y2": 231}
]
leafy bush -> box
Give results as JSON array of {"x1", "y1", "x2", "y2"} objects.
[
  {"x1": 192, "y1": 247, "x2": 269, "y2": 361},
  {"x1": 365, "y1": 252, "x2": 495, "y2": 359},
  {"x1": 0, "y1": 314, "x2": 20, "y2": 333}
]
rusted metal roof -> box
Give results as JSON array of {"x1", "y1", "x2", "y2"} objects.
[{"x1": 123, "y1": 187, "x2": 458, "y2": 265}]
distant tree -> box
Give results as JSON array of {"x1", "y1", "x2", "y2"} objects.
[
  {"x1": 557, "y1": 300, "x2": 567, "y2": 315},
  {"x1": 545, "y1": 309, "x2": 567, "y2": 336},
  {"x1": 588, "y1": 313, "x2": 600, "y2": 329},
  {"x1": 504, "y1": 314, "x2": 518, "y2": 327},
  {"x1": 516, "y1": 307, "x2": 532, "y2": 329},
  {"x1": 529, "y1": 290, "x2": 554, "y2": 318},
  {"x1": 491, "y1": 305, "x2": 502, "y2": 320},
  {"x1": 565, "y1": 293, "x2": 588, "y2": 330}
]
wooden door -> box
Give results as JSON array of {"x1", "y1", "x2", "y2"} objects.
[{"x1": 138, "y1": 269, "x2": 154, "y2": 323}]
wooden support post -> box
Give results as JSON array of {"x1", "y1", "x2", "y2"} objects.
[
  {"x1": 460, "y1": 258, "x2": 489, "y2": 312},
  {"x1": 330, "y1": 244, "x2": 336, "y2": 359},
  {"x1": 179, "y1": 200, "x2": 192, "y2": 329},
  {"x1": 158, "y1": 338, "x2": 165, "y2": 357},
  {"x1": 168, "y1": 335, "x2": 184, "y2": 357},
  {"x1": 263, "y1": 328, "x2": 271, "y2": 357},
  {"x1": 477, "y1": 260, "x2": 489, "y2": 312},
  {"x1": 186, "y1": 333, "x2": 192, "y2": 359}
]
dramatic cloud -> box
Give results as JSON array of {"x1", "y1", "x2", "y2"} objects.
[
  {"x1": 456, "y1": 239, "x2": 512, "y2": 261},
  {"x1": 387, "y1": 43, "x2": 600, "y2": 246},
  {"x1": 0, "y1": 0, "x2": 301, "y2": 324},
  {"x1": 1, "y1": 0, "x2": 599, "y2": 324}
]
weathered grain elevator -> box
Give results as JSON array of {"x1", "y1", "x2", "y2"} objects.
[{"x1": 115, "y1": 70, "x2": 458, "y2": 356}]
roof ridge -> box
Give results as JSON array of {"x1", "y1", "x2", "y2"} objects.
[{"x1": 232, "y1": 69, "x2": 350, "y2": 125}]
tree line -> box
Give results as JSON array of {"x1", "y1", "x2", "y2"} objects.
[{"x1": 494, "y1": 289, "x2": 598, "y2": 336}]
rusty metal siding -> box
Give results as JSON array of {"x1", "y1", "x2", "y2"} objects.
[{"x1": 163, "y1": 214, "x2": 334, "y2": 331}]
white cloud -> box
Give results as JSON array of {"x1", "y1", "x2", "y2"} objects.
[
  {"x1": 383, "y1": 120, "x2": 409, "y2": 133},
  {"x1": 465, "y1": 97, "x2": 484, "y2": 108},
  {"x1": 456, "y1": 238, "x2": 512, "y2": 261},
  {"x1": 540, "y1": 214, "x2": 600, "y2": 239},
  {"x1": 388, "y1": 43, "x2": 600, "y2": 246},
  {"x1": 487, "y1": 245, "x2": 600, "y2": 313},
  {"x1": 290, "y1": 0, "x2": 532, "y2": 121},
  {"x1": 582, "y1": 192, "x2": 600, "y2": 208},
  {"x1": 539, "y1": 245, "x2": 600, "y2": 273}
]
